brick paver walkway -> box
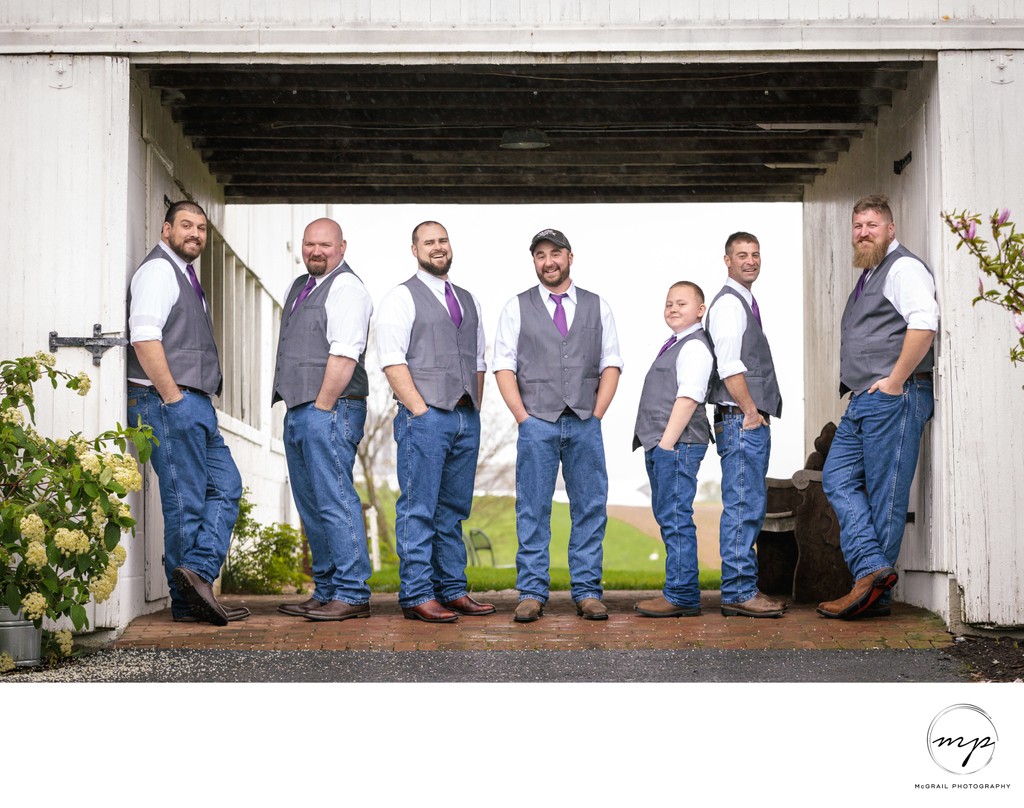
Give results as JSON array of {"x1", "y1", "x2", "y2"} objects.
[{"x1": 114, "y1": 589, "x2": 952, "y2": 652}]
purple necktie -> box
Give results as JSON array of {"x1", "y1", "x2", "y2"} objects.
[
  {"x1": 550, "y1": 293, "x2": 568, "y2": 338},
  {"x1": 853, "y1": 267, "x2": 872, "y2": 301},
  {"x1": 445, "y1": 281, "x2": 463, "y2": 328},
  {"x1": 750, "y1": 296, "x2": 762, "y2": 327},
  {"x1": 656, "y1": 334, "x2": 677, "y2": 358},
  {"x1": 185, "y1": 264, "x2": 205, "y2": 304},
  {"x1": 291, "y1": 275, "x2": 316, "y2": 312}
]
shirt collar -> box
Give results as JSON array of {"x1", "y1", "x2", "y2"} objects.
[
  {"x1": 157, "y1": 242, "x2": 191, "y2": 274},
  {"x1": 537, "y1": 280, "x2": 577, "y2": 303},
  {"x1": 724, "y1": 276, "x2": 754, "y2": 305},
  {"x1": 313, "y1": 262, "x2": 345, "y2": 287},
  {"x1": 671, "y1": 322, "x2": 703, "y2": 339},
  {"x1": 416, "y1": 267, "x2": 450, "y2": 291}
]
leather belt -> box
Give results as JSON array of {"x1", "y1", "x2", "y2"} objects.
[
  {"x1": 714, "y1": 405, "x2": 770, "y2": 423},
  {"x1": 910, "y1": 372, "x2": 933, "y2": 382},
  {"x1": 455, "y1": 394, "x2": 474, "y2": 407},
  {"x1": 128, "y1": 383, "x2": 207, "y2": 396}
]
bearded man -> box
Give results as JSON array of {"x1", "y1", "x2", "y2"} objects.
[
  {"x1": 375, "y1": 221, "x2": 495, "y2": 623},
  {"x1": 818, "y1": 195, "x2": 939, "y2": 619}
]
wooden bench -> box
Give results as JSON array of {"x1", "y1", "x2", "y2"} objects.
[{"x1": 756, "y1": 423, "x2": 854, "y2": 603}]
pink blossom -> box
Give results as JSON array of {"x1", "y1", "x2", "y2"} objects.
[
  {"x1": 967, "y1": 221, "x2": 977, "y2": 240},
  {"x1": 1014, "y1": 312, "x2": 1024, "y2": 335},
  {"x1": 998, "y1": 208, "x2": 1011, "y2": 226}
]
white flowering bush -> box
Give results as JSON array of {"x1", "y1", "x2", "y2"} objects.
[
  {"x1": 1, "y1": 353, "x2": 154, "y2": 643},
  {"x1": 942, "y1": 207, "x2": 1024, "y2": 365}
]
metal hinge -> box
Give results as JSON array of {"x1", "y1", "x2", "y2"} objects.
[
  {"x1": 990, "y1": 51, "x2": 1015, "y2": 85},
  {"x1": 49, "y1": 324, "x2": 128, "y2": 366}
]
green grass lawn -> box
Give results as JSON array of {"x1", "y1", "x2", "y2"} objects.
[{"x1": 368, "y1": 494, "x2": 723, "y2": 592}]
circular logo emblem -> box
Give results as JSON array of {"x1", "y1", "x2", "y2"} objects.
[{"x1": 927, "y1": 704, "x2": 998, "y2": 775}]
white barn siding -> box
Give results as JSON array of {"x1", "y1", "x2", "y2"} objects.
[
  {"x1": 0, "y1": 55, "x2": 132, "y2": 629},
  {"x1": 936, "y1": 50, "x2": 1024, "y2": 628}
]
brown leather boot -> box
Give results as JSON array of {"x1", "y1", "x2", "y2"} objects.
[
  {"x1": 575, "y1": 597, "x2": 608, "y2": 620},
  {"x1": 817, "y1": 567, "x2": 898, "y2": 619},
  {"x1": 634, "y1": 595, "x2": 701, "y2": 618}
]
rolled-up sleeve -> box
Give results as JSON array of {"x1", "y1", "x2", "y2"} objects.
[
  {"x1": 375, "y1": 285, "x2": 414, "y2": 368},
  {"x1": 675, "y1": 338, "x2": 713, "y2": 402},
  {"x1": 887, "y1": 256, "x2": 939, "y2": 331},
  {"x1": 129, "y1": 260, "x2": 179, "y2": 343},
  {"x1": 326, "y1": 275, "x2": 374, "y2": 359},
  {"x1": 707, "y1": 295, "x2": 748, "y2": 378},
  {"x1": 598, "y1": 297, "x2": 624, "y2": 373},
  {"x1": 492, "y1": 297, "x2": 521, "y2": 373}
]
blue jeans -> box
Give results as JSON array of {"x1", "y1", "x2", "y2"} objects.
[
  {"x1": 822, "y1": 378, "x2": 934, "y2": 590},
  {"x1": 715, "y1": 415, "x2": 770, "y2": 605},
  {"x1": 393, "y1": 404, "x2": 479, "y2": 608},
  {"x1": 284, "y1": 399, "x2": 371, "y2": 604},
  {"x1": 646, "y1": 442, "x2": 708, "y2": 609},
  {"x1": 515, "y1": 413, "x2": 606, "y2": 604},
  {"x1": 127, "y1": 388, "x2": 242, "y2": 617}
]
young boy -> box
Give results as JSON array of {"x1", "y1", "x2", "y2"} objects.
[{"x1": 632, "y1": 281, "x2": 714, "y2": 617}]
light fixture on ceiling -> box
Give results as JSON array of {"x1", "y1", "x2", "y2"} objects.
[{"x1": 500, "y1": 128, "x2": 551, "y2": 149}]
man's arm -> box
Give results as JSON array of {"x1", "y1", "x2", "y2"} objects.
[
  {"x1": 658, "y1": 397, "x2": 700, "y2": 450},
  {"x1": 132, "y1": 341, "x2": 183, "y2": 404},
  {"x1": 495, "y1": 369, "x2": 528, "y2": 424},
  {"x1": 383, "y1": 364, "x2": 428, "y2": 416},
  {"x1": 722, "y1": 373, "x2": 766, "y2": 430},
  {"x1": 477, "y1": 370, "x2": 485, "y2": 407},
  {"x1": 868, "y1": 329, "x2": 936, "y2": 395},
  {"x1": 593, "y1": 366, "x2": 620, "y2": 420},
  {"x1": 314, "y1": 356, "x2": 357, "y2": 410}
]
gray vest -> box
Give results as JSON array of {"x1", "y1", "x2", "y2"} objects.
[
  {"x1": 516, "y1": 286, "x2": 603, "y2": 423},
  {"x1": 632, "y1": 329, "x2": 713, "y2": 451},
  {"x1": 706, "y1": 285, "x2": 783, "y2": 418},
  {"x1": 839, "y1": 243, "x2": 935, "y2": 396},
  {"x1": 126, "y1": 245, "x2": 223, "y2": 396},
  {"x1": 271, "y1": 263, "x2": 369, "y2": 409},
  {"x1": 403, "y1": 275, "x2": 480, "y2": 410}
]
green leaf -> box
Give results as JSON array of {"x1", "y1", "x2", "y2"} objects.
[
  {"x1": 103, "y1": 522, "x2": 121, "y2": 551},
  {"x1": 70, "y1": 604, "x2": 88, "y2": 631},
  {"x1": 83, "y1": 482, "x2": 99, "y2": 498},
  {"x1": 4, "y1": 582, "x2": 21, "y2": 613}
]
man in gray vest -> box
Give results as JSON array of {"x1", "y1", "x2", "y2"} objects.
[
  {"x1": 819, "y1": 195, "x2": 938, "y2": 619},
  {"x1": 493, "y1": 228, "x2": 623, "y2": 623},
  {"x1": 375, "y1": 221, "x2": 495, "y2": 623},
  {"x1": 705, "y1": 231, "x2": 786, "y2": 618},
  {"x1": 272, "y1": 218, "x2": 373, "y2": 622},
  {"x1": 127, "y1": 201, "x2": 245, "y2": 626}
]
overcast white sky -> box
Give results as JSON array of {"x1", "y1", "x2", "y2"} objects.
[{"x1": 315, "y1": 201, "x2": 805, "y2": 504}]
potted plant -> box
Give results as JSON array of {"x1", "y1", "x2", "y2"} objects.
[{"x1": 0, "y1": 352, "x2": 153, "y2": 671}]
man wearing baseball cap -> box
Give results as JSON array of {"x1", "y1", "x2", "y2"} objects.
[{"x1": 493, "y1": 228, "x2": 623, "y2": 622}]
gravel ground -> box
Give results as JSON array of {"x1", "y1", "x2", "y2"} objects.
[
  {"x1": 2, "y1": 646, "x2": 969, "y2": 683},
  {"x1": 946, "y1": 635, "x2": 1024, "y2": 683}
]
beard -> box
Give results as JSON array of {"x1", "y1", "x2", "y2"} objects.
[
  {"x1": 536, "y1": 265, "x2": 570, "y2": 290},
  {"x1": 852, "y1": 238, "x2": 888, "y2": 269},
  {"x1": 305, "y1": 256, "x2": 330, "y2": 277},
  {"x1": 418, "y1": 254, "x2": 452, "y2": 276},
  {"x1": 168, "y1": 235, "x2": 203, "y2": 262}
]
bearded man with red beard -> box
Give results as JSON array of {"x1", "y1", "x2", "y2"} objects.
[{"x1": 818, "y1": 195, "x2": 939, "y2": 620}]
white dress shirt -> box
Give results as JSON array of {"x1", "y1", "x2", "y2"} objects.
[
  {"x1": 492, "y1": 282, "x2": 624, "y2": 374},
  {"x1": 375, "y1": 268, "x2": 487, "y2": 371},
  {"x1": 282, "y1": 264, "x2": 373, "y2": 361},
  {"x1": 705, "y1": 276, "x2": 755, "y2": 383},
  {"x1": 128, "y1": 242, "x2": 203, "y2": 386},
  {"x1": 668, "y1": 323, "x2": 714, "y2": 402},
  {"x1": 862, "y1": 239, "x2": 940, "y2": 331}
]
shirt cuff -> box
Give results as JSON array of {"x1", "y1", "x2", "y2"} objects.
[
  {"x1": 716, "y1": 360, "x2": 748, "y2": 379},
  {"x1": 491, "y1": 358, "x2": 518, "y2": 373},
  {"x1": 906, "y1": 314, "x2": 939, "y2": 331},
  {"x1": 329, "y1": 342, "x2": 365, "y2": 360},
  {"x1": 598, "y1": 355, "x2": 624, "y2": 373},
  {"x1": 676, "y1": 384, "x2": 707, "y2": 402},
  {"x1": 129, "y1": 326, "x2": 163, "y2": 343},
  {"x1": 378, "y1": 352, "x2": 408, "y2": 369}
]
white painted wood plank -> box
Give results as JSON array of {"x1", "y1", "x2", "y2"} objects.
[{"x1": 667, "y1": 0, "x2": 701, "y2": 20}]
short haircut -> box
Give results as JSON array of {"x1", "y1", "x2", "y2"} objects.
[
  {"x1": 852, "y1": 194, "x2": 894, "y2": 222},
  {"x1": 669, "y1": 280, "x2": 705, "y2": 304},
  {"x1": 412, "y1": 220, "x2": 446, "y2": 244},
  {"x1": 725, "y1": 231, "x2": 759, "y2": 254},
  {"x1": 164, "y1": 201, "x2": 207, "y2": 227}
]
